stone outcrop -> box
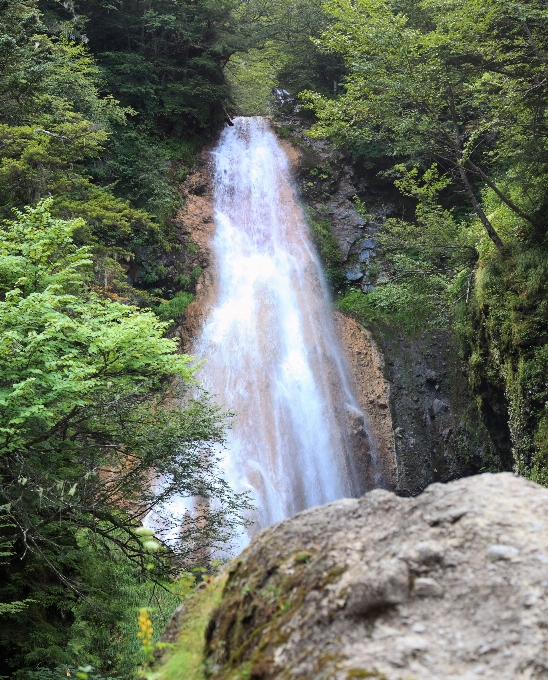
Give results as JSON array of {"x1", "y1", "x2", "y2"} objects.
[
  {"x1": 200, "y1": 473, "x2": 548, "y2": 679},
  {"x1": 332, "y1": 311, "x2": 396, "y2": 489},
  {"x1": 378, "y1": 327, "x2": 493, "y2": 496}
]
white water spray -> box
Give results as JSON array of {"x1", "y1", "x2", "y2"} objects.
[{"x1": 193, "y1": 117, "x2": 372, "y2": 537}]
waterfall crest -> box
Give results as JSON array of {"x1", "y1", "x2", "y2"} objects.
[{"x1": 193, "y1": 117, "x2": 372, "y2": 534}]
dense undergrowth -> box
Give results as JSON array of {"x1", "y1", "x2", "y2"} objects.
[{"x1": 0, "y1": 202, "x2": 248, "y2": 677}]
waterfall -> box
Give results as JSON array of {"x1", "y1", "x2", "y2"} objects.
[{"x1": 193, "y1": 117, "x2": 372, "y2": 536}]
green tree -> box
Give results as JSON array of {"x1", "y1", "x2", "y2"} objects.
[
  {"x1": 39, "y1": 0, "x2": 242, "y2": 140},
  {"x1": 304, "y1": 0, "x2": 548, "y2": 250},
  {"x1": 0, "y1": 202, "x2": 248, "y2": 675},
  {"x1": 0, "y1": 0, "x2": 161, "y2": 263},
  {"x1": 225, "y1": 0, "x2": 346, "y2": 114}
]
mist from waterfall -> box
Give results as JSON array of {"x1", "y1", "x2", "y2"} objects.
[{"x1": 193, "y1": 116, "x2": 372, "y2": 538}]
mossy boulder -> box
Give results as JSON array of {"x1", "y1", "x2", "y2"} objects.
[{"x1": 151, "y1": 473, "x2": 548, "y2": 679}]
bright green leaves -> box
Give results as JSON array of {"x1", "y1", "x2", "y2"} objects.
[
  {"x1": 0, "y1": 200, "x2": 90, "y2": 296},
  {"x1": 386, "y1": 164, "x2": 468, "y2": 254},
  {"x1": 303, "y1": 0, "x2": 436, "y2": 154},
  {"x1": 43, "y1": 39, "x2": 134, "y2": 128},
  {"x1": 305, "y1": 0, "x2": 548, "y2": 244},
  {"x1": 0, "y1": 205, "x2": 247, "y2": 678},
  {"x1": 0, "y1": 109, "x2": 157, "y2": 247},
  {"x1": 0, "y1": 202, "x2": 193, "y2": 458}
]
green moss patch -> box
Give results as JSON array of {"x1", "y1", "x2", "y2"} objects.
[
  {"x1": 146, "y1": 574, "x2": 227, "y2": 680},
  {"x1": 346, "y1": 670, "x2": 388, "y2": 679}
]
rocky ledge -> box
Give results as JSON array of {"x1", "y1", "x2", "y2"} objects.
[{"x1": 155, "y1": 472, "x2": 548, "y2": 679}]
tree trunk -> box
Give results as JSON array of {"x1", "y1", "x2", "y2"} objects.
[
  {"x1": 458, "y1": 165, "x2": 505, "y2": 252},
  {"x1": 447, "y1": 85, "x2": 505, "y2": 252},
  {"x1": 464, "y1": 158, "x2": 543, "y2": 231}
]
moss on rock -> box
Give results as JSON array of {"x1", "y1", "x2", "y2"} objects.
[{"x1": 144, "y1": 574, "x2": 227, "y2": 680}]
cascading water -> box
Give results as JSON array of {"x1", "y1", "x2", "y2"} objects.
[{"x1": 193, "y1": 117, "x2": 374, "y2": 537}]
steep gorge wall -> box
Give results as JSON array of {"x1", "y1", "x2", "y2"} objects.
[
  {"x1": 274, "y1": 118, "x2": 493, "y2": 495},
  {"x1": 175, "y1": 149, "x2": 218, "y2": 352},
  {"x1": 176, "y1": 119, "x2": 492, "y2": 497},
  {"x1": 332, "y1": 312, "x2": 396, "y2": 490},
  {"x1": 176, "y1": 128, "x2": 398, "y2": 495}
]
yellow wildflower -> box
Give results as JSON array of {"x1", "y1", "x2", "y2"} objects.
[{"x1": 137, "y1": 608, "x2": 153, "y2": 647}]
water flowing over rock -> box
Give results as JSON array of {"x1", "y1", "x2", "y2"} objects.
[
  {"x1": 190, "y1": 117, "x2": 377, "y2": 537},
  {"x1": 200, "y1": 473, "x2": 548, "y2": 679}
]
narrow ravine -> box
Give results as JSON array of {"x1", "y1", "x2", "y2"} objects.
[{"x1": 189, "y1": 117, "x2": 379, "y2": 537}]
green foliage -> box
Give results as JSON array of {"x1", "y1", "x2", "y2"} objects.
[
  {"x1": 176, "y1": 275, "x2": 191, "y2": 290},
  {"x1": 191, "y1": 267, "x2": 202, "y2": 281},
  {"x1": 304, "y1": 207, "x2": 346, "y2": 291},
  {"x1": 91, "y1": 130, "x2": 184, "y2": 220},
  {"x1": 304, "y1": 0, "x2": 548, "y2": 246},
  {"x1": 374, "y1": 165, "x2": 479, "y2": 327},
  {"x1": 337, "y1": 281, "x2": 447, "y2": 333},
  {"x1": 336, "y1": 288, "x2": 373, "y2": 322},
  {"x1": 0, "y1": 599, "x2": 34, "y2": 617},
  {"x1": 225, "y1": 0, "x2": 345, "y2": 113},
  {"x1": 142, "y1": 574, "x2": 227, "y2": 680},
  {"x1": 459, "y1": 241, "x2": 548, "y2": 481},
  {"x1": 0, "y1": 204, "x2": 249, "y2": 677},
  {"x1": 154, "y1": 292, "x2": 195, "y2": 322},
  {"x1": 2, "y1": 537, "x2": 181, "y2": 677},
  {"x1": 1, "y1": 0, "x2": 241, "y2": 304},
  {"x1": 43, "y1": 0, "x2": 234, "y2": 137},
  {"x1": 297, "y1": 0, "x2": 548, "y2": 477},
  {"x1": 336, "y1": 166, "x2": 478, "y2": 331},
  {"x1": 0, "y1": 0, "x2": 248, "y2": 674},
  {"x1": 226, "y1": 46, "x2": 283, "y2": 116},
  {"x1": 0, "y1": 0, "x2": 165, "y2": 303},
  {"x1": 26, "y1": 667, "x2": 117, "y2": 679}
]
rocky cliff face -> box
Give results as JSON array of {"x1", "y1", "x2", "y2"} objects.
[
  {"x1": 273, "y1": 118, "x2": 494, "y2": 494},
  {"x1": 174, "y1": 149, "x2": 218, "y2": 351},
  {"x1": 154, "y1": 473, "x2": 548, "y2": 680},
  {"x1": 333, "y1": 311, "x2": 396, "y2": 490}
]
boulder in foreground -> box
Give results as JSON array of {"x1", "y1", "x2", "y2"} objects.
[{"x1": 159, "y1": 473, "x2": 548, "y2": 679}]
